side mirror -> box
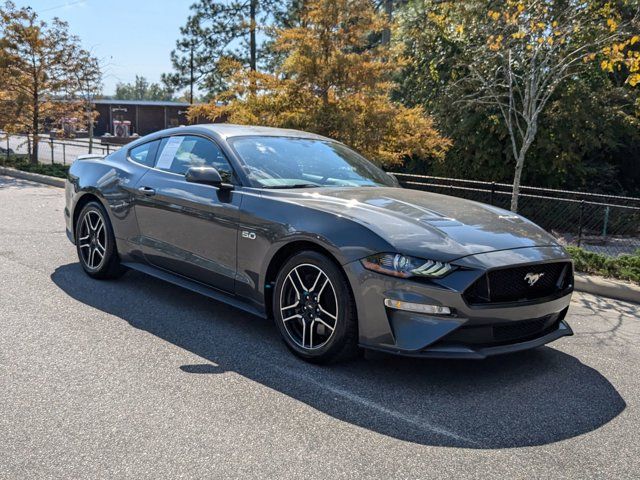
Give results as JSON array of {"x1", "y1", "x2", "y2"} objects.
[{"x1": 185, "y1": 166, "x2": 233, "y2": 190}]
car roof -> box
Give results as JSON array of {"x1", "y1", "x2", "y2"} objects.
[{"x1": 194, "y1": 124, "x2": 333, "y2": 142}]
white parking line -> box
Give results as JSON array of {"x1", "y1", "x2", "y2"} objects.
[{"x1": 271, "y1": 364, "x2": 479, "y2": 446}]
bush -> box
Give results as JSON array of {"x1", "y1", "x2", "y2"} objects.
[
  {"x1": 1, "y1": 154, "x2": 69, "y2": 179},
  {"x1": 566, "y1": 246, "x2": 640, "y2": 285}
]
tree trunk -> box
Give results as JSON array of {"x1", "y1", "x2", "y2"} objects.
[
  {"x1": 32, "y1": 99, "x2": 39, "y2": 165},
  {"x1": 510, "y1": 153, "x2": 525, "y2": 212},
  {"x1": 32, "y1": 136, "x2": 39, "y2": 164},
  {"x1": 249, "y1": 0, "x2": 257, "y2": 72},
  {"x1": 189, "y1": 45, "x2": 194, "y2": 104},
  {"x1": 509, "y1": 122, "x2": 537, "y2": 212},
  {"x1": 381, "y1": 0, "x2": 393, "y2": 45},
  {"x1": 87, "y1": 105, "x2": 94, "y2": 154}
]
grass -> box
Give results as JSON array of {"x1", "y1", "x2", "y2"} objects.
[
  {"x1": 566, "y1": 246, "x2": 640, "y2": 285},
  {"x1": 1, "y1": 154, "x2": 69, "y2": 179}
]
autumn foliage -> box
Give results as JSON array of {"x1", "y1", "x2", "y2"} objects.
[
  {"x1": 190, "y1": 0, "x2": 450, "y2": 166},
  {"x1": 0, "y1": 1, "x2": 100, "y2": 162}
]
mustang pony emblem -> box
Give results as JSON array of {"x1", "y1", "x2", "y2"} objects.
[{"x1": 524, "y1": 272, "x2": 545, "y2": 286}]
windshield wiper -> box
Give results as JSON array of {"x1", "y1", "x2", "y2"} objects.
[{"x1": 263, "y1": 183, "x2": 320, "y2": 189}]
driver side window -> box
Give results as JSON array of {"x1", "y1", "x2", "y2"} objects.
[{"x1": 155, "y1": 135, "x2": 235, "y2": 183}]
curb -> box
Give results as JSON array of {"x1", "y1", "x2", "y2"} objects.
[
  {"x1": 574, "y1": 273, "x2": 640, "y2": 304},
  {"x1": 0, "y1": 166, "x2": 65, "y2": 188}
]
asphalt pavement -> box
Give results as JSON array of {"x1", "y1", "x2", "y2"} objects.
[{"x1": 1, "y1": 175, "x2": 639, "y2": 479}]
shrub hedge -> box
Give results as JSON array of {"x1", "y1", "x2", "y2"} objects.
[
  {"x1": 1, "y1": 154, "x2": 69, "y2": 179},
  {"x1": 567, "y1": 246, "x2": 640, "y2": 285}
]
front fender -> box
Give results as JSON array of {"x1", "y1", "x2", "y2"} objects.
[{"x1": 233, "y1": 189, "x2": 394, "y2": 313}]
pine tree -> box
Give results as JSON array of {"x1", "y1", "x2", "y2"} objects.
[
  {"x1": 163, "y1": 0, "x2": 282, "y2": 102},
  {"x1": 191, "y1": 0, "x2": 450, "y2": 166}
]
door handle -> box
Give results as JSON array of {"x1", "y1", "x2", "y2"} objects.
[{"x1": 138, "y1": 186, "x2": 156, "y2": 196}]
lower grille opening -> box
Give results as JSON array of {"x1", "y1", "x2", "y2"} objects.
[
  {"x1": 493, "y1": 317, "x2": 555, "y2": 342},
  {"x1": 437, "y1": 308, "x2": 568, "y2": 348}
]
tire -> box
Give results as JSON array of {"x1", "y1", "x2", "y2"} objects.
[
  {"x1": 75, "y1": 201, "x2": 126, "y2": 279},
  {"x1": 273, "y1": 250, "x2": 359, "y2": 364}
]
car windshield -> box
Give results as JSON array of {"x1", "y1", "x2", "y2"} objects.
[{"x1": 229, "y1": 136, "x2": 397, "y2": 188}]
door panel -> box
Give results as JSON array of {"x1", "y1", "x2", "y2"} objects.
[
  {"x1": 134, "y1": 170, "x2": 241, "y2": 292},
  {"x1": 132, "y1": 135, "x2": 242, "y2": 293}
]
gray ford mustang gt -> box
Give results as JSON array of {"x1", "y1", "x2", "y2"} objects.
[{"x1": 64, "y1": 124, "x2": 574, "y2": 363}]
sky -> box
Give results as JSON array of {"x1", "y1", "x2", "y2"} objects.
[{"x1": 13, "y1": 0, "x2": 193, "y2": 95}]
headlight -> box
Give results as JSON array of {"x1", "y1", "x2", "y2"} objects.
[{"x1": 361, "y1": 253, "x2": 455, "y2": 279}]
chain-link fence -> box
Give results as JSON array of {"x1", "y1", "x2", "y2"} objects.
[
  {"x1": 391, "y1": 173, "x2": 640, "y2": 257},
  {"x1": 2, "y1": 135, "x2": 637, "y2": 257},
  {"x1": 1, "y1": 132, "x2": 120, "y2": 165}
]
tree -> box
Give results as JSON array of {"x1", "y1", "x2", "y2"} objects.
[
  {"x1": 397, "y1": 0, "x2": 640, "y2": 196},
  {"x1": 114, "y1": 75, "x2": 174, "y2": 101},
  {"x1": 72, "y1": 49, "x2": 102, "y2": 152},
  {"x1": 441, "y1": 0, "x2": 638, "y2": 211},
  {"x1": 191, "y1": 0, "x2": 450, "y2": 166},
  {"x1": 261, "y1": 0, "x2": 305, "y2": 73},
  {"x1": 163, "y1": 0, "x2": 281, "y2": 101},
  {"x1": 401, "y1": 0, "x2": 638, "y2": 211},
  {"x1": 0, "y1": 1, "x2": 89, "y2": 163}
]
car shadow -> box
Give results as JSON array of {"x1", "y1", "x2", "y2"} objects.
[{"x1": 51, "y1": 263, "x2": 626, "y2": 449}]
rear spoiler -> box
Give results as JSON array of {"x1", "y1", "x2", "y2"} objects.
[{"x1": 75, "y1": 154, "x2": 105, "y2": 161}]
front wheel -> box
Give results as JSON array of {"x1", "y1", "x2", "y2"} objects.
[
  {"x1": 75, "y1": 201, "x2": 126, "y2": 279},
  {"x1": 273, "y1": 251, "x2": 359, "y2": 364}
]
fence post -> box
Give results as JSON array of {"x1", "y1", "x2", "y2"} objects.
[
  {"x1": 490, "y1": 182, "x2": 496, "y2": 205},
  {"x1": 107, "y1": 144, "x2": 110, "y2": 154},
  {"x1": 50, "y1": 139, "x2": 54, "y2": 164},
  {"x1": 5, "y1": 136, "x2": 9, "y2": 165},
  {"x1": 63, "y1": 143, "x2": 66, "y2": 165},
  {"x1": 601, "y1": 206, "x2": 610, "y2": 237},
  {"x1": 577, "y1": 200, "x2": 585, "y2": 247}
]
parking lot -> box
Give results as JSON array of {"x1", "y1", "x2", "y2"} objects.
[{"x1": 1, "y1": 175, "x2": 639, "y2": 479}]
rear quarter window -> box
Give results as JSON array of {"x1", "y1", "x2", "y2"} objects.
[{"x1": 128, "y1": 140, "x2": 160, "y2": 167}]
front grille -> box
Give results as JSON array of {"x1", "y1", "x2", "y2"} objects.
[{"x1": 464, "y1": 261, "x2": 573, "y2": 306}]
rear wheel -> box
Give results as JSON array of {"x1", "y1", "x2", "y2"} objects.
[
  {"x1": 273, "y1": 251, "x2": 359, "y2": 364},
  {"x1": 75, "y1": 201, "x2": 125, "y2": 279}
]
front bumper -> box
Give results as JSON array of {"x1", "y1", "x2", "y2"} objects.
[
  {"x1": 343, "y1": 246, "x2": 574, "y2": 359},
  {"x1": 366, "y1": 318, "x2": 573, "y2": 360}
]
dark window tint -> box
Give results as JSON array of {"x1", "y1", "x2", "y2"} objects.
[
  {"x1": 155, "y1": 135, "x2": 235, "y2": 183},
  {"x1": 129, "y1": 140, "x2": 160, "y2": 167}
]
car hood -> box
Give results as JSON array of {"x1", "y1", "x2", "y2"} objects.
[{"x1": 263, "y1": 187, "x2": 560, "y2": 262}]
